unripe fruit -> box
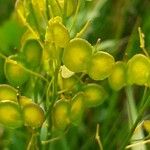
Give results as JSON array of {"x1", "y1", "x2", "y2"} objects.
[
  {"x1": 83, "y1": 83, "x2": 107, "y2": 107},
  {"x1": 63, "y1": 38, "x2": 93, "y2": 72},
  {"x1": 0, "y1": 84, "x2": 18, "y2": 102},
  {"x1": 143, "y1": 120, "x2": 150, "y2": 133},
  {"x1": 88, "y1": 51, "x2": 115, "y2": 80},
  {"x1": 18, "y1": 96, "x2": 33, "y2": 107},
  {"x1": 45, "y1": 17, "x2": 70, "y2": 48},
  {"x1": 0, "y1": 100, "x2": 23, "y2": 128},
  {"x1": 4, "y1": 57, "x2": 29, "y2": 87},
  {"x1": 127, "y1": 54, "x2": 150, "y2": 85},
  {"x1": 108, "y1": 61, "x2": 126, "y2": 91},
  {"x1": 22, "y1": 39, "x2": 43, "y2": 68},
  {"x1": 23, "y1": 103, "x2": 45, "y2": 128},
  {"x1": 62, "y1": 75, "x2": 78, "y2": 91},
  {"x1": 70, "y1": 92, "x2": 85, "y2": 125},
  {"x1": 53, "y1": 100, "x2": 70, "y2": 130}
]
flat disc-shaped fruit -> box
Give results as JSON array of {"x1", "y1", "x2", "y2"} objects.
[
  {"x1": 83, "y1": 84, "x2": 107, "y2": 107},
  {"x1": 45, "y1": 17, "x2": 70, "y2": 48},
  {"x1": 52, "y1": 100, "x2": 70, "y2": 130},
  {"x1": 88, "y1": 51, "x2": 115, "y2": 80},
  {"x1": 4, "y1": 58, "x2": 29, "y2": 87},
  {"x1": 23, "y1": 103, "x2": 45, "y2": 128},
  {"x1": 0, "y1": 84, "x2": 18, "y2": 102},
  {"x1": 18, "y1": 96, "x2": 33, "y2": 107},
  {"x1": 127, "y1": 54, "x2": 150, "y2": 85},
  {"x1": 0, "y1": 100, "x2": 23, "y2": 128},
  {"x1": 108, "y1": 61, "x2": 126, "y2": 91},
  {"x1": 63, "y1": 38, "x2": 93, "y2": 72},
  {"x1": 70, "y1": 92, "x2": 85, "y2": 125},
  {"x1": 22, "y1": 39, "x2": 43, "y2": 68}
]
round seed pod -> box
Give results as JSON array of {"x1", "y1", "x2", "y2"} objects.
[
  {"x1": 4, "y1": 57, "x2": 29, "y2": 87},
  {"x1": 108, "y1": 61, "x2": 127, "y2": 91},
  {"x1": 143, "y1": 120, "x2": 150, "y2": 133},
  {"x1": 45, "y1": 17, "x2": 70, "y2": 48},
  {"x1": 0, "y1": 100, "x2": 23, "y2": 128},
  {"x1": 88, "y1": 51, "x2": 115, "y2": 80},
  {"x1": 127, "y1": 54, "x2": 150, "y2": 85},
  {"x1": 23, "y1": 103, "x2": 45, "y2": 128},
  {"x1": 0, "y1": 84, "x2": 18, "y2": 102},
  {"x1": 70, "y1": 92, "x2": 85, "y2": 125},
  {"x1": 52, "y1": 100, "x2": 70, "y2": 130},
  {"x1": 18, "y1": 96, "x2": 33, "y2": 107},
  {"x1": 22, "y1": 39, "x2": 43, "y2": 68},
  {"x1": 83, "y1": 83, "x2": 107, "y2": 107},
  {"x1": 62, "y1": 75, "x2": 78, "y2": 91},
  {"x1": 62, "y1": 38, "x2": 93, "y2": 72}
]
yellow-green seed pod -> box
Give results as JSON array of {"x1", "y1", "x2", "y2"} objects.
[
  {"x1": 70, "y1": 92, "x2": 85, "y2": 125},
  {"x1": 22, "y1": 39, "x2": 43, "y2": 68},
  {"x1": 127, "y1": 54, "x2": 150, "y2": 85},
  {"x1": 83, "y1": 83, "x2": 107, "y2": 107},
  {"x1": 23, "y1": 103, "x2": 45, "y2": 128},
  {"x1": 45, "y1": 17, "x2": 70, "y2": 48},
  {"x1": 108, "y1": 61, "x2": 127, "y2": 91},
  {"x1": 143, "y1": 120, "x2": 150, "y2": 133},
  {"x1": 63, "y1": 38, "x2": 93, "y2": 72},
  {"x1": 53, "y1": 100, "x2": 70, "y2": 130},
  {"x1": 62, "y1": 75, "x2": 78, "y2": 91},
  {"x1": 18, "y1": 96, "x2": 33, "y2": 107},
  {"x1": 88, "y1": 51, "x2": 115, "y2": 80},
  {"x1": 4, "y1": 58, "x2": 29, "y2": 87},
  {"x1": 0, "y1": 100, "x2": 23, "y2": 128},
  {"x1": 0, "y1": 84, "x2": 18, "y2": 102}
]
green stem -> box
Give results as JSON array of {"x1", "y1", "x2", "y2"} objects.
[{"x1": 120, "y1": 87, "x2": 150, "y2": 150}]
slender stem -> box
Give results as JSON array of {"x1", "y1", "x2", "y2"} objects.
[
  {"x1": 69, "y1": 0, "x2": 81, "y2": 32},
  {"x1": 27, "y1": 132, "x2": 36, "y2": 150},
  {"x1": 126, "y1": 139, "x2": 150, "y2": 149},
  {"x1": 0, "y1": 52, "x2": 7, "y2": 59},
  {"x1": 120, "y1": 90, "x2": 150, "y2": 150},
  {"x1": 95, "y1": 124, "x2": 103, "y2": 150}
]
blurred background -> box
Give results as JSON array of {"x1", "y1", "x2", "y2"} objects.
[{"x1": 0, "y1": 0, "x2": 150, "y2": 149}]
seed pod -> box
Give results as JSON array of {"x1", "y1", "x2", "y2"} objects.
[
  {"x1": 22, "y1": 39, "x2": 43, "y2": 68},
  {"x1": 88, "y1": 51, "x2": 115, "y2": 80},
  {"x1": 143, "y1": 120, "x2": 150, "y2": 133},
  {"x1": 45, "y1": 17, "x2": 70, "y2": 48},
  {"x1": 18, "y1": 96, "x2": 33, "y2": 107},
  {"x1": 83, "y1": 83, "x2": 107, "y2": 107},
  {"x1": 53, "y1": 100, "x2": 70, "y2": 130},
  {"x1": 23, "y1": 103, "x2": 45, "y2": 128},
  {"x1": 63, "y1": 38, "x2": 93, "y2": 72},
  {"x1": 0, "y1": 100, "x2": 23, "y2": 128},
  {"x1": 70, "y1": 92, "x2": 85, "y2": 125},
  {"x1": 0, "y1": 84, "x2": 18, "y2": 102},
  {"x1": 127, "y1": 54, "x2": 150, "y2": 85},
  {"x1": 108, "y1": 61, "x2": 127, "y2": 91},
  {"x1": 4, "y1": 56, "x2": 29, "y2": 87}
]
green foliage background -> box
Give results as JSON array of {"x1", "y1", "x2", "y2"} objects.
[{"x1": 0, "y1": 0, "x2": 150, "y2": 150}]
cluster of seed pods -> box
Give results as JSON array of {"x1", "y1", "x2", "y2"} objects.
[{"x1": 0, "y1": 0, "x2": 149, "y2": 132}]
